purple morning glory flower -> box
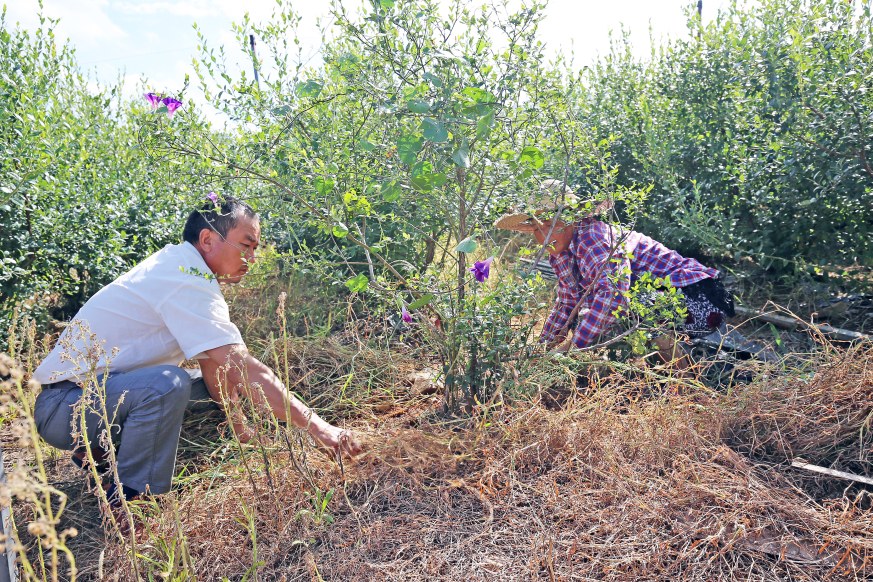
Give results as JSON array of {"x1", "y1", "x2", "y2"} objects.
[
  {"x1": 162, "y1": 96, "x2": 183, "y2": 118},
  {"x1": 206, "y1": 191, "x2": 218, "y2": 204},
  {"x1": 470, "y1": 256, "x2": 494, "y2": 283},
  {"x1": 144, "y1": 92, "x2": 161, "y2": 109},
  {"x1": 401, "y1": 306, "x2": 412, "y2": 323}
]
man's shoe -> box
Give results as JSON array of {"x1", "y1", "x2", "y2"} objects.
[
  {"x1": 100, "y1": 483, "x2": 142, "y2": 537},
  {"x1": 71, "y1": 446, "x2": 111, "y2": 490},
  {"x1": 71, "y1": 446, "x2": 110, "y2": 474}
]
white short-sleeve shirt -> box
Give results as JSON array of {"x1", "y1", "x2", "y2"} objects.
[{"x1": 33, "y1": 242, "x2": 244, "y2": 384}]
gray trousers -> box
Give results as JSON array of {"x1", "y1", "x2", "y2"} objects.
[{"x1": 33, "y1": 366, "x2": 215, "y2": 495}]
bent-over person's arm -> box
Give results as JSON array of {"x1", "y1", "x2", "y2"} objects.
[
  {"x1": 540, "y1": 251, "x2": 581, "y2": 346},
  {"x1": 570, "y1": 223, "x2": 631, "y2": 348},
  {"x1": 200, "y1": 343, "x2": 361, "y2": 456}
]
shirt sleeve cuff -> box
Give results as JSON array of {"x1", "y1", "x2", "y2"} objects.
[{"x1": 183, "y1": 336, "x2": 245, "y2": 360}]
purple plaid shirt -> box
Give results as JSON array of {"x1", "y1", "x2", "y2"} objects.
[{"x1": 540, "y1": 219, "x2": 719, "y2": 348}]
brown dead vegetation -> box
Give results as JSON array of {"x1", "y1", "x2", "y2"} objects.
[{"x1": 79, "y1": 342, "x2": 873, "y2": 580}]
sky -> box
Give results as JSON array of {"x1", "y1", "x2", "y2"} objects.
[{"x1": 3, "y1": 0, "x2": 730, "y2": 122}]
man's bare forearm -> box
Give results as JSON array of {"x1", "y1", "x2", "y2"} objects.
[
  {"x1": 237, "y1": 353, "x2": 332, "y2": 432},
  {"x1": 200, "y1": 345, "x2": 328, "y2": 433},
  {"x1": 200, "y1": 344, "x2": 361, "y2": 455}
]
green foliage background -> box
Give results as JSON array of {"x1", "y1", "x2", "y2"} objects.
[
  {"x1": 0, "y1": 13, "x2": 229, "y2": 340},
  {"x1": 579, "y1": 0, "x2": 872, "y2": 271},
  {"x1": 2, "y1": 0, "x2": 871, "y2": 353}
]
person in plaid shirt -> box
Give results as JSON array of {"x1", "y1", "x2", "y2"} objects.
[{"x1": 496, "y1": 180, "x2": 734, "y2": 353}]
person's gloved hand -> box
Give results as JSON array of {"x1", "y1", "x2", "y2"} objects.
[{"x1": 550, "y1": 340, "x2": 572, "y2": 354}]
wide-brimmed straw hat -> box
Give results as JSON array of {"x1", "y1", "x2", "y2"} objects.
[{"x1": 494, "y1": 179, "x2": 612, "y2": 233}]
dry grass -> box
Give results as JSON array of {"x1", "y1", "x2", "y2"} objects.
[
  {"x1": 723, "y1": 342, "x2": 873, "y2": 499},
  {"x1": 6, "y1": 330, "x2": 873, "y2": 580},
  {"x1": 37, "y1": 341, "x2": 867, "y2": 581}
]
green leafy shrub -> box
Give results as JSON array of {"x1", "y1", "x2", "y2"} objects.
[
  {"x1": 154, "y1": 0, "x2": 701, "y2": 412},
  {"x1": 578, "y1": 0, "x2": 872, "y2": 274},
  {"x1": 0, "y1": 13, "x2": 225, "y2": 345}
]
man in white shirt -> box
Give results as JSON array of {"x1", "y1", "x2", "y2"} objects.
[{"x1": 33, "y1": 196, "x2": 361, "y2": 509}]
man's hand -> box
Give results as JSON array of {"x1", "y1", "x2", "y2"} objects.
[
  {"x1": 202, "y1": 344, "x2": 364, "y2": 458},
  {"x1": 231, "y1": 420, "x2": 257, "y2": 445},
  {"x1": 229, "y1": 416, "x2": 362, "y2": 457},
  {"x1": 311, "y1": 424, "x2": 364, "y2": 457}
]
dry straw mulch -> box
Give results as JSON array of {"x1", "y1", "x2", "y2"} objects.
[{"x1": 87, "y1": 343, "x2": 873, "y2": 581}]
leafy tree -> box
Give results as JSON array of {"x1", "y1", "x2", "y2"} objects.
[
  {"x1": 578, "y1": 0, "x2": 873, "y2": 273},
  {"x1": 0, "y1": 11, "x2": 223, "y2": 345},
  {"x1": 147, "y1": 0, "x2": 613, "y2": 410}
]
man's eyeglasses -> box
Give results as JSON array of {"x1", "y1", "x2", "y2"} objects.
[{"x1": 213, "y1": 229, "x2": 259, "y2": 263}]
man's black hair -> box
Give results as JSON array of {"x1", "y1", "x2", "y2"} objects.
[{"x1": 183, "y1": 195, "x2": 258, "y2": 244}]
